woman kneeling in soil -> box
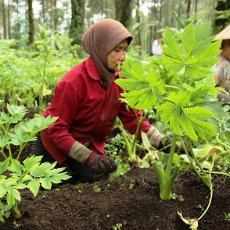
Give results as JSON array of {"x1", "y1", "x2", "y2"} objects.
[{"x1": 32, "y1": 19, "x2": 164, "y2": 181}]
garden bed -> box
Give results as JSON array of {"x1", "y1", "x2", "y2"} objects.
[{"x1": 1, "y1": 167, "x2": 229, "y2": 230}]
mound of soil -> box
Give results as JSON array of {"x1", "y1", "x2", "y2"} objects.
[{"x1": 1, "y1": 167, "x2": 229, "y2": 230}]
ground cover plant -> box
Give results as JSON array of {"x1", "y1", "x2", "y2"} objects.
[
  {"x1": 0, "y1": 32, "x2": 77, "y2": 110},
  {"x1": 0, "y1": 22, "x2": 229, "y2": 230},
  {"x1": 0, "y1": 104, "x2": 70, "y2": 223}
]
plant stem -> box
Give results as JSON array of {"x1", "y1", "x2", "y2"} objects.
[
  {"x1": 198, "y1": 158, "x2": 214, "y2": 221},
  {"x1": 165, "y1": 85, "x2": 180, "y2": 90},
  {"x1": 0, "y1": 149, "x2": 7, "y2": 159},
  {"x1": 165, "y1": 134, "x2": 177, "y2": 177},
  {"x1": 216, "y1": 135, "x2": 230, "y2": 151},
  {"x1": 198, "y1": 184, "x2": 213, "y2": 221},
  {"x1": 207, "y1": 171, "x2": 230, "y2": 177},
  {"x1": 17, "y1": 143, "x2": 26, "y2": 160},
  {"x1": 182, "y1": 138, "x2": 206, "y2": 176},
  {"x1": 39, "y1": 45, "x2": 48, "y2": 107},
  {"x1": 118, "y1": 122, "x2": 133, "y2": 160},
  {"x1": 131, "y1": 113, "x2": 144, "y2": 156}
]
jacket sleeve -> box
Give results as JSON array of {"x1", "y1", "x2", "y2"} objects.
[
  {"x1": 41, "y1": 79, "x2": 80, "y2": 156},
  {"x1": 118, "y1": 102, "x2": 151, "y2": 140}
]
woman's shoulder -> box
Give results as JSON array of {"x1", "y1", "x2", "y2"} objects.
[{"x1": 62, "y1": 59, "x2": 90, "y2": 82}]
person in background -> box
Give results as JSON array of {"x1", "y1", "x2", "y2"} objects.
[
  {"x1": 151, "y1": 38, "x2": 163, "y2": 56},
  {"x1": 214, "y1": 25, "x2": 230, "y2": 104},
  {"x1": 31, "y1": 19, "x2": 165, "y2": 182}
]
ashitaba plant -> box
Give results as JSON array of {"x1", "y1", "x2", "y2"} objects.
[
  {"x1": 0, "y1": 104, "x2": 71, "y2": 223},
  {"x1": 115, "y1": 22, "x2": 222, "y2": 201}
]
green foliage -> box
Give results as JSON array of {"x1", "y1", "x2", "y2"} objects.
[
  {"x1": 158, "y1": 88, "x2": 216, "y2": 142},
  {"x1": 0, "y1": 104, "x2": 70, "y2": 222},
  {"x1": 0, "y1": 104, "x2": 57, "y2": 159},
  {"x1": 116, "y1": 22, "x2": 224, "y2": 203},
  {"x1": 116, "y1": 60, "x2": 165, "y2": 110},
  {"x1": 0, "y1": 156, "x2": 70, "y2": 222},
  {"x1": 105, "y1": 132, "x2": 125, "y2": 159},
  {"x1": 161, "y1": 23, "x2": 221, "y2": 85},
  {"x1": 0, "y1": 33, "x2": 77, "y2": 110}
]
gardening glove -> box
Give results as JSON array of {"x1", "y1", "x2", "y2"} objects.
[
  {"x1": 84, "y1": 152, "x2": 117, "y2": 174},
  {"x1": 146, "y1": 125, "x2": 164, "y2": 149},
  {"x1": 69, "y1": 141, "x2": 117, "y2": 174},
  {"x1": 218, "y1": 92, "x2": 230, "y2": 104},
  {"x1": 68, "y1": 141, "x2": 92, "y2": 163}
]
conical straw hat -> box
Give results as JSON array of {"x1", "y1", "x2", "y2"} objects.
[{"x1": 214, "y1": 25, "x2": 230, "y2": 40}]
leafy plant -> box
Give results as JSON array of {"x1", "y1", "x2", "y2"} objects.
[
  {"x1": 0, "y1": 34, "x2": 77, "y2": 110},
  {"x1": 0, "y1": 104, "x2": 56, "y2": 160},
  {"x1": 0, "y1": 156, "x2": 70, "y2": 222},
  {"x1": 116, "y1": 22, "x2": 221, "y2": 201},
  {"x1": 115, "y1": 117, "x2": 143, "y2": 165},
  {"x1": 0, "y1": 104, "x2": 71, "y2": 222},
  {"x1": 115, "y1": 21, "x2": 230, "y2": 228}
]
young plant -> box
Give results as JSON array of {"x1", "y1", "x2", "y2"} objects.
[
  {"x1": 115, "y1": 58, "x2": 165, "y2": 166},
  {"x1": 0, "y1": 156, "x2": 70, "y2": 222},
  {"x1": 115, "y1": 117, "x2": 144, "y2": 166},
  {"x1": 0, "y1": 104, "x2": 56, "y2": 160},
  {"x1": 0, "y1": 104, "x2": 71, "y2": 222},
  {"x1": 115, "y1": 22, "x2": 221, "y2": 203}
]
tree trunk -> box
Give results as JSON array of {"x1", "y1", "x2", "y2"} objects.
[
  {"x1": 7, "y1": 0, "x2": 11, "y2": 39},
  {"x1": 186, "y1": 0, "x2": 191, "y2": 18},
  {"x1": 149, "y1": 5, "x2": 155, "y2": 54},
  {"x1": 16, "y1": 0, "x2": 19, "y2": 20},
  {"x1": 41, "y1": 0, "x2": 46, "y2": 23},
  {"x1": 214, "y1": 0, "x2": 230, "y2": 31},
  {"x1": 2, "y1": 0, "x2": 7, "y2": 39},
  {"x1": 194, "y1": 0, "x2": 198, "y2": 14},
  {"x1": 135, "y1": 0, "x2": 141, "y2": 50},
  {"x1": 69, "y1": 0, "x2": 85, "y2": 53},
  {"x1": 159, "y1": 0, "x2": 163, "y2": 27},
  {"x1": 53, "y1": 0, "x2": 57, "y2": 31},
  {"x1": 115, "y1": 0, "x2": 133, "y2": 29},
  {"x1": 28, "y1": 0, "x2": 34, "y2": 44}
]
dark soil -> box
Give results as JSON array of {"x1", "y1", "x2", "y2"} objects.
[{"x1": 0, "y1": 167, "x2": 229, "y2": 230}]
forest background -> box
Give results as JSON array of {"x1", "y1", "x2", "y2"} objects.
[{"x1": 0, "y1": 0, "x2": 229, "y2": 56}]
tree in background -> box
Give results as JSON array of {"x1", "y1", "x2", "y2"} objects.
[
  {"x1": 69, "y1": 0, "x2": 85, "y2": 46},
  {"x1": 0, "y1": 0, "x2": 224, "y2": 54},
  {"x1": 27, "y1": 0, "x2": 34, "y2": 44},
  {"x1": 2, "y1": 0, "x2": 7, "y2": 39},
  {"x1": 215, "y1": 0, "x2": 230, "y2": 32},
  {"x1": 115, "y1": 0, "x2": 133, "y2": 29}
]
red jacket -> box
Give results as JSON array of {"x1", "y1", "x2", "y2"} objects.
[{"x1": 41, "y1": 57, "x2": 151, "y2": 163}]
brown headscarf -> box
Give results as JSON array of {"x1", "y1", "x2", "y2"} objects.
[{"x1": 81, "y1": 18, "x2": 132, "y2": 87}]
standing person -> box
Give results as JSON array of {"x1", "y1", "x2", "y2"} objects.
[
  {"x1": 151, "y1": 38, "x2": 163, "y2": 56},
  {"x1": 32, "y1": 19, "x2": 164, "y2": 181},
  {"x1": 214, "y1": 25, "x2": 230, "y2": 104}
]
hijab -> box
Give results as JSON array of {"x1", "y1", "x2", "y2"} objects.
[{"x1": 81, "y1": 18, "x2": 132, "y2": 87}]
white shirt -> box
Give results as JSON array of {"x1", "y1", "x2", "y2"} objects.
[
  {"x1": 152, "y1": 40, "x2": 163, "y2": 56},
  {"x1": 215, "y1": 56, "x2": 230, "y2": 92}
]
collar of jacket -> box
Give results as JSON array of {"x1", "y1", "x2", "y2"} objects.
[{"x1": 85, "y1": 57, "x2": 119, "y2": 82}]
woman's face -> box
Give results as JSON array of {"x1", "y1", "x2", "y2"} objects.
[
  {"x1": 107, "y1": 39, "x2": 128, "y2": 71},
  {"x1": 221, "y1": 39, "x2": 230, "y2": 61}
]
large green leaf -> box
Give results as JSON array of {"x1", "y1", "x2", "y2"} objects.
[
  {"x1": 161, "y1": 23, "x2": 221, "y2": 85},
  {"x1": 116, "y1": 60, "x2": 165, "y2": 110},
  {"x1": 158, "y1": 95, "x2": 216, "y2": 141}
]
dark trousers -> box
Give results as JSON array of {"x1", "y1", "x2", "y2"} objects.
[{"x1": 30, "y1": 136, "x2": 104, "y2": 183}]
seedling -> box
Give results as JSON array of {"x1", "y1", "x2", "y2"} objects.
[{"x1": 0, "y1": 104, "x2": 71, "y2": 222}]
